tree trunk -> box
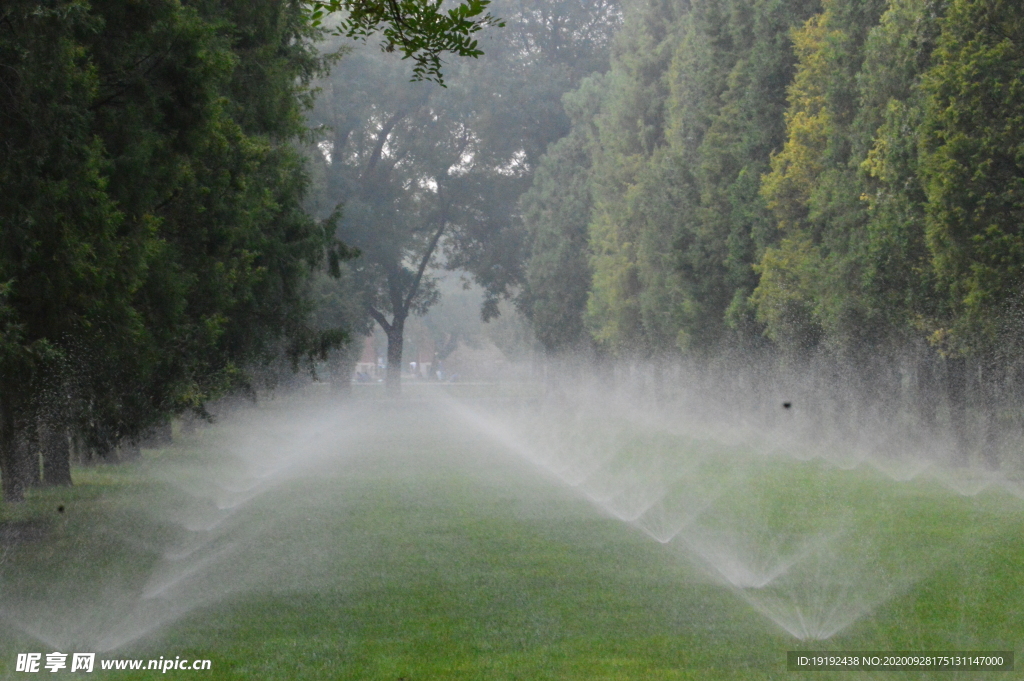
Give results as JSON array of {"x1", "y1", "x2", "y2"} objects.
[
  {"x1": 0, "y1": 394, "x2": 36, "y2": 503},
  {"x1": 41, "y1": 422, "x2": 72, "y2": 486},
  {"x1": 179, "y1": 412, "x2": 199, "y2": 436},
  {"x1": 916, "y1": 349, "x2": 941, "y2": 432},
  {"x1": 0, "y1": 393, "x2": 18, "y2": 502},
  {"x1": 23, "y1": 422, "x2": 43, "y2": 488},
  {"x1": 118, "y1": 436, "x2": 142, "y2": 461},
  {"x1": 946, "y1": 356, "x2": 970, "y2": 465},
  {"x1": 385, "y1": 318, "x2": 405, "y2": 397},
  {"x1": 978, "y1": 359, "x2": 1002, "y2": 470},
  {"x1": 71, "y1": 430, "x2": 89, "y2": 465},
  {"x1": 328, "y1": 348, "x2": 356, "y2": 396},
  {"x1": 139, "y1": 421, "x2": 173, "y2": 447}
]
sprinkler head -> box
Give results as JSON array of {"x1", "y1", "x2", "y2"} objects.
[
  {"x1": 57, "y1": 505, "x2": 65, "y2": 514},
  {"x1": 782, "y1": 402, "x2": 792, "y2": 409}
]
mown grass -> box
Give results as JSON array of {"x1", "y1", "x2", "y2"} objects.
[{"x1": 1, "y1": 392, "x2": 1022, "y2": 680}]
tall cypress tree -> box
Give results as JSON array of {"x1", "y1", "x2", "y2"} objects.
[{"x1": 0, "y1": 0, "x2": 341, "y2": 501}]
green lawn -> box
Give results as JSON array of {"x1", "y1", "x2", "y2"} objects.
[{"x1": 1, "y1": 387, "x2": 1022, "y2": 679}]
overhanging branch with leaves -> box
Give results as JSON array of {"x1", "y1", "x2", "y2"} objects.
[{"x1": 304, "y1": 0, "x2": 504, "y2": 84}]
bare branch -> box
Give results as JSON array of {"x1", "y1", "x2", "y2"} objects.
[
  {"x1": 404, "y1": 215, "x2": 448, "y2": 314},
  {"x1": 362, "y1": 108, "x2": 408, "y2": 182},
  {"x1": 366, "y1": 305, "x2": 392, "y2": 334}
]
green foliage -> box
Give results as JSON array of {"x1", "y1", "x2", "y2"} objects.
[
  {"x1": 690, "y1": 0, "x2": 821, "y2": 341},
  {"x1": 753, "y1": 10, "x2": 835, "y2": 348},
  {"x1": 752, "y1": 0, "x2": 898, "y2": 358},
  {"x1": 520, "y1": 0, "x2": 1024, "y2": 453},
  {"x1": 855, "y1": 0, "x2": 946, "y2": 347},
  {"x1": 0, "y1": 0, "x2": 346, "y2": 497},
  {"x1": 0, "y1": 0, "x2": 145, "y2": 469},
  {"x1": 304, "y1": 0, "x2": 505, "y2": 84},
  {"x1": 520, "y1": 77, "x2": 605, "y2": 352},
  {"x1": 920, "y1": 0, "x2": 1024, "y2": 353},
  {"x1": 549, "y1": 0, "x2": 819, "y2": 355},
  {"x1": 520, "y1": 0, "x2": 1024, "y2": 387},
  {"x1": 75, "y1": 0, "x2": 341, "y2": 422},
  {"x1": 307, "y1": 0, "x2": 621, "y2": 390},
  {"x1": 585, "y1": 0, "x2": 682, "y2": 354}
]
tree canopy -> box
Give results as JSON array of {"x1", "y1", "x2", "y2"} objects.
[
  {"x1": 305, "y1": 0, "x2": 620, "y2": 394},
  {"x1": 521, "y1": 0, "x2": 1024, "y2": 464},
  {"x1": 0, "y1": 0, "x2": 365, "y2": 500}
]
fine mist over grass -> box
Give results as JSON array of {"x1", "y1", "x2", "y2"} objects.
[
  {"x1": 1, "y1": 371, "x2": 1022, "y2": 679},
  {"x1": 455, "y1": 361, "x2": 1024, "y2": 646}
]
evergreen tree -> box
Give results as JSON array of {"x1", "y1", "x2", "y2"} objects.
[
  {"x1": 920, "y1": 0, "x2": 1024, "y2": 354},
  {"x1": 585, "y1": 0, "x2": 682, "y2": 354},
  {"x1": 0, "y1": 0, "x2": 135, "y2": 498},
  {"x1": 752, "y1": 0, "x2": 888, "y2": 357},
  {"x1": 520, "y1": 76, "x2": 606, "y2": 353},
  {"x1": 856, "y1": 0, "x2": 945, "y2": 349},
  {"x1": 1, "y1": 0, "x2": 343, "y2": 501},
  {"x1": 580, "y1": 0, "x2": 818, "y2": 355}
]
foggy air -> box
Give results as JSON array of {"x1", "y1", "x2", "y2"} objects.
[{"x1": 2, "y1": 0, "x2": 1023, "y2": 677}]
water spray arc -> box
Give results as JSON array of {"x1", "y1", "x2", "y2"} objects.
[
  {"x1": 0, "y1": 399, "x2": 371, "y2": 653},
  {"x1": 2, "y1": 383, "x2": 1021, "y2": 665},
  {"x1": 447, "y1": 383, "x2": 1018, "y2": 642}
]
